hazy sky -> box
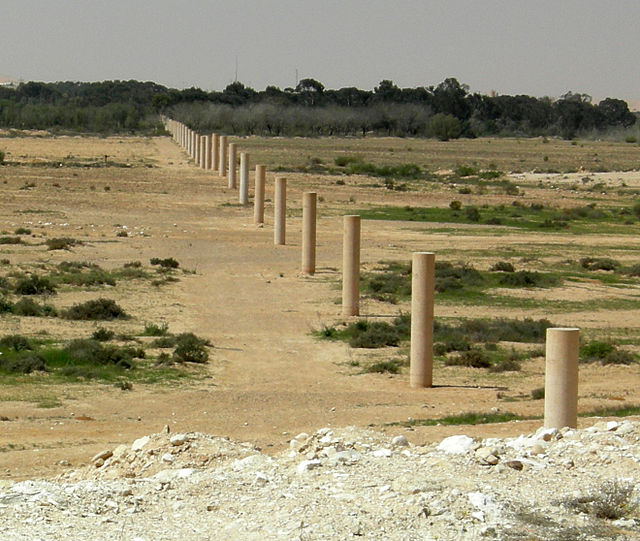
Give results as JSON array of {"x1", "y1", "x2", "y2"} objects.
[{"x1": 3, "y1": 0, "x2": 639, "y2": 104}]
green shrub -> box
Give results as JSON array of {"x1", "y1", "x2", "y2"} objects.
[
  {"x1": 172, "y1": 333, "x2": 209, "y2": 363},
  {"x1": 150, "y1": 257, "x2": 179, "y2": 269},
  {"x1": 62, "y1": 339, "x2": 133, "y2": 368},
  {"x1": 602, "y1": 349, "x2": 636, "y2": 365},
  {"x1": 498, "y1": 270, "x2": 558, "y2": 288},
  {"x1": 92, "y1": 328, "x2": 115, "y2": 342},
  {"x1": 464, "y1": 206, "x2": 480, "y2": 222},
  {"x1": 45, "y1": 237, "x2": 80, "y2": 250},
  {"x1": 563, "y1": 480, "x2": 636, "y2": 520},
  {"x1": 363, "y1": 358, "x2": 405, "y2": 374},
  {"x1": 12, "y1": 298, "x2": 56, "y2": 317},
  {"x1": 0, "y1": 351, "x2": 46, "y2": 374},
  {"x1": 63, "y1": 298, "x2": 127, "y2": 320},
  {"x1": 454, "y1": 165, "x2": 477, "y2": 177},
  {"x1": 490, "y1": 261, "x2": 515, "y2": 272},
  {"x1": 445, "y1": 349, "x2": 491, "y2": 368},
  {"x1": 143, "y1": 322, "x2": 169, "y2": 336},
  {"x1": 580, "y1": 340, "x2": 615, "y2": 361},
  {"x1": 489, "y1": 358, "x2": 522, "y2": 373},
  {"x1": 579, "y1": 257, "x2": 619, "y2": 271},
  {"x1": 0, "y1": 334, "x2": 33, "y2": 351},
  {"x1": 349, "y1": 321, "x2": 401, "y2": 348},
  {"x1": 13, "y1": 227, "x2": 31, "y2": 235},
  {"x1": 449, "y1": 200, "x2": 462, "y2": 211},
  {"x1": 0, "y1": 236, "x2": 22, "y2": 245},
  {"x1": 531, "y1": 387, "x2": 545, "y2": 400},
  {"x1": 152, "y1": 335, "x2": 178, "y2": 348},
  {"x1": 14, "y1": 274, "x2": 57, "y2": 295}
]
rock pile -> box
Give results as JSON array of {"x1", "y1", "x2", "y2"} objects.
[{"x1": 0, "y1": 421, "x2": 639, "y2": 540}]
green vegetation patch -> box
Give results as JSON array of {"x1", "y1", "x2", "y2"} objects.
[{"x1": 356, "y1": 201, "x2": 638, "y2": 233}]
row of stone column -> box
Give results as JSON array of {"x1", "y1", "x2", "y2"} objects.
[{"x1": 164, "y1": 117, "x2": 580, "y2": 430}]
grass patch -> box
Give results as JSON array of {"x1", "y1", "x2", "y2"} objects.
[
  {"x1": 390, "y1": 411, "x2": 524, "y2": 427},
  {"x1": 0, "y1": 236, "x2": 23, "y2": 245},
  {"x1": 561, "y1": 480, "x2": 637, "y2": 520},
  {"x1": 14, "y1": 274, "x2": 57, "y2": 295},
  {"x1": 356, "y1": 201, "x2": 639, "y2": 234},
  {"x1": 143, "y1": 322, "x2": 169, "y2": 336},
  {"x1": 361, "y1": 358, "x2": 407, "y2": 374},
  {"x1": 580, "y1": 340, "x2": 636, "y2": 365}
]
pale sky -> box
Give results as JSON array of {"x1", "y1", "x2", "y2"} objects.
[{"x1": 3, "y1": 0, "x2": 640, "y2": 104}]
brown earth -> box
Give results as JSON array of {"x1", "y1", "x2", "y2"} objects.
[{"x1": 0, "y1": 135, "x2": 639, "y2": 481}]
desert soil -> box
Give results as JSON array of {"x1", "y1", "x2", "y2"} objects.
[{"x1": 0, "y1": 134, "x2": 638, "y2": 486}]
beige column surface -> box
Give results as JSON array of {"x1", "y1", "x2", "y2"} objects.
[
  {"x1": 211, "y1": 133, "x2": 220, "y2": 172},
  {"x1": 239, "y1": 152, "x2": 250, "y2": 205},
  {"x1": 218, "y1": 135, "x2": 228, "y2": 176},
  {"x1": 228, "y1": 143, "x2": 237, "y2": 189},
  {"x1": 544, "y1": 327, "x2": 579, "y2": 429},
  {"x1": 254, "y1": 165, "x2": 266, "y2": 224},
  {"x1": 274, "y1": 177, "x2": 287, "y2": 245},
  {"x1": 410, "y1": 252, "x2": 435, "y2": 388},
  {"x1": 342, "y1": 215, "x2": 361, "y2": 316},
  {"x1": 302, "y1": 192, "x2": 317, "y2": 275}
]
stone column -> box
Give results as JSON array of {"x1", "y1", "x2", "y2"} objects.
[
  {"x1": 342, "y1": 215, "x2": 361, "y2": 316},
  {"x1": 301, "y1": 192, "x2": 317, "y2": 275},
  {"x1": 190, "y1": 131, "x2": 196, "y2": 159},
  {"x1": 218, "y1": 136, "x2": 227, "y2": 176},
  {"x1": 211, "y1": 133, "x2": 219, "y2": 171},
  {"x1": 204, "y1": 135, "x2": 212, "y2": 169},
  {"x1": 199, "y1": 135, "x2": 206, "y2": 168},
  {"x1": 254, "y1": 165, "x2": 266, "y2": 224},
  {"x1": 544, "y1": 327, "x2": 579, "y2": 429},
  {"x1": 410, "y1": 252, "x2": 435, "y2": 388},
  {"x1": 274, "y1": 177, "x2": 286, "y2": 245},
  {"x1": 228, "y1": 143, "x2": 237, "y2": 189},
  {"x1": 239, "y1": 152, "x2": 250, "y2": 205}
]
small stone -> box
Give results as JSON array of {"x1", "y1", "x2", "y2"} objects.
[
  {"x1": 254, "y1": 472, "x2": 268, "y2": 486},
  {"x1": 529, "y1": 444, "x2": 546, "y2": 456},
  {"x1": 131, "y1": 436, "x2": 150, "y2": 452},
  {"x1": 94, "y1": 458, "x2": 105, "y2": 468},
  {"x1": 535, "y1": 427, "x2": 559, "y2": 442},
  {"x1": 372, "y1": 448, "x2": 392, "y2": 458},
  {"x1": 438, "y1": 435, "x2": 474, "y2": 455},
  {"x1": 92, "y1": 450, "x2": 113, "y2": 463},
  {"x1": 170, "y1": 434, "x2": 187, "y2": 446},
  {"x1": 506, "y1": 460, "x2": 524, "y2": 471},
  {"x1": 161, "y1": 453, "x2": 174, "y2": 464},
  {"x1": 392, "y1": 435, "x2": 409, "y2": 447},
  {"x1": 297, "y1": 459, "x2": 321, "y2": 473}
]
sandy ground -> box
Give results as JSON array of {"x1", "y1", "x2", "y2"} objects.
[{"x1": 0, "y1": 135, "x2": 639, "y2": 481}]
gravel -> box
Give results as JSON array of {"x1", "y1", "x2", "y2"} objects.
[{"x1": 0, "y1": 421, "x2": 639, "y2": 540}]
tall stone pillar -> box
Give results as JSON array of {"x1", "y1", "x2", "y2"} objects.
[
  {"x1": 218, "y1": 136, "x2": 227, "y2": 176},
  {"x1": 274, "y1": 177, "x2": 286, "y2": 245},
  {"x1": 204, "y1": 135, "x2": 212, "y2": 169},
  {"x1": 228, "y1": 143, "x2": 237, "y2": 189},
  {"x1": 342, "y1": 215, "x2": 361, "y2": 316},
  {"x1": 254, "y1": 165, "x2": 266, "y2": 224},
  {"x1": 301, "y1": 192, "x2": 317, "y2": 275},
  {"x1": 211, "y1": 133, "x2": 219, "y2": 171},
  {"x1": 544, "y1": 328, "x2": 579, "y2": 429},
  {"x1": 410, "y1": 252, "x2": 435, "y2": 388},
  {"x1": 239, "y1": 152, "x2": 250, "y2": 205}
]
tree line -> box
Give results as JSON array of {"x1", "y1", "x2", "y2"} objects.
[{"x1": 0, "y1": 78, "x2": 635, "y2": 138}]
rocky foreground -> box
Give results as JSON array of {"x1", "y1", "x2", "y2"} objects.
[{"x1": 0, "y1": 421, "x2": 639, "y2": 540}]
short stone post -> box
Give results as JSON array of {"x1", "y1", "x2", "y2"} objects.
[
  {"x1": 301, "y1": 192, "x2": 317, "y2": 275},
  {"x1": 228, "y1": 142, "x2": 237, "y2": 188},
  {"x1": 410, "y1": 252, "x2": 435, "y2": 388},
  {"x1": 342, "y1": 216, "x2": 361, "y2": 316},
  {"x1": 274, "y1": 177, "x2": 286, "y2": 245},
  {"x1": 211, "y1": 133, "x2": 219, "y2": 171},
  {"x1": 544, "y1": 328, "x2": 579, "y2": 429},
  {"x1": 218, "y1": 135, "x2": 227, "y2": 176},
  {"x1": 254, "y1": 165, "x2": 266, "y2": 224},
  {"x1": 239, "y1": 152, "x2": 250, "y2": 205},
  {"x1": 204, "y1": 135, "x2": 212, "y2": 169}
]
